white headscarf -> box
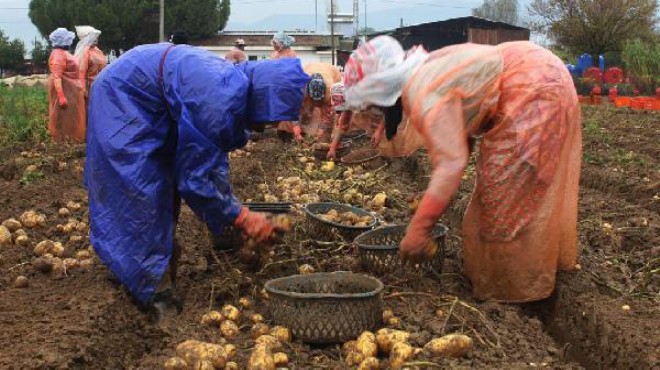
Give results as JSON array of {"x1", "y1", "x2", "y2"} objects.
[
  {"x1": 74, "y1": 25, "x2": 101, "y2": 60},
  {"x1": 49, "y1": 28, "x2": 75, "y2": 48},
  {"x1": 343, "y1": 35, "x2": 429, "y2": 109}
]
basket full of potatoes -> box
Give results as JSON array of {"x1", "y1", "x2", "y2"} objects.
[{"x1": 303, "y1": 202, "x2": 378, "y2": 242}]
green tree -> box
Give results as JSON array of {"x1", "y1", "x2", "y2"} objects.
[
  {"x1": 528, "y1": 0, "x2": 658, "y2": 55},
  {"x1": 28, "y1": 0, "x2": 231, "y2": 51},
  {"x1": 31, "y1": 39, "x2": 50, "y2": 72},
  {"x1": 0, "y1": 30, "x2": 27, "y2": 78},
  {"x1": 359, "y1": 27, "x2": 376, "y2": 35},
  {"x1": 472, "y1": 0, "x2": 519, "y2": 25}
]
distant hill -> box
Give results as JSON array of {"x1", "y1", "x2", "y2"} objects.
[{"x1": 225, "y1": 6, "x2": 471, "y2": 33}]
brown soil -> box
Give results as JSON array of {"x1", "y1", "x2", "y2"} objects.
[{"x1": 0, "y1": 106, "x2": 657, "y2": 369}]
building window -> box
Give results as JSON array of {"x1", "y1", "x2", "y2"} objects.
[{"x1": 248, "y1": 55, "x2": 258, "y2": 61}]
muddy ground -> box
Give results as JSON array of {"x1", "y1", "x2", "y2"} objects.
[{"x1": 0, "y1": 105, "x2": 657, "y2": 369}]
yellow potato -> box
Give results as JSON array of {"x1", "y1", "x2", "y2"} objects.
[
  {"x1": 270, "y1": 326, "x2": 291, "y2": 343},
  {"x1": 191, "y1": 360, "x2": 214, "y2": 370},
  {"x1": 273, "y1": 352, "x2": 289, "y2": 367},
  {"x1": 355, "y1": 331, "x2": 378, "y2": 358},
  {"x1": 239, "y1": 297, "x2": 253, "y2": 309},
  {"x1": 389, "y1": 342, "x2": 418, "y2": 370},
  {"x1": 251, "y1": 323, "x2": 271, "y2": 339},
  {"x1": 14, "y1": 234, "x2": 29, "y2": 246},
  {"x1": 19, "y1": 211, "x2": 39, "y2": 228},
  {"x1": 1, "y1": 218, "x2": 22, "y2": 232},
  {"x1": 75, "y1": 250, "x2": 91, "y2": 260},
  {"x1": 224, "y1": 344, "x2": 237, "y2": 359},
  {"x1": 79, "y1": 259, "x2": 94, "y2": 271},
  {"x1": 251, "y1": 313, "x2": 264, "y2": 323},
  {"x1": 345, "y1": 350, "x2": 366, "y2": 366},
  {"x1": 163, "y1": 356, "x2": 188, "y2": 370},
  {"x1": 387, "y1": 317, "x2": 401, "y2": 327},
  {"x1": 51, "y1": 242, "x2": 65, "y2": 258},
  {"x1": 221, "y1": 320, "x2": 239, "y2": 338},
  {"x1": 225, "y1": 361, "x2": 239, "y2": 370},
  {"x1": 63, "y1": 258, "x2": 79, "y2": 270},
  {"x1": 75, "y1": 221, "x2": 88, "y2": 233},
  {"x1": 66, "y1": 201, "x2": 82, "y2": 210},
  {"x1": 176, "y1": 340, "x2": 229, "y2": 369},
  {"x1": 0, "y1": 226, "x2": 11, "y2": 245},
  {"x1": 33, "y1": 240, "x2": 54, "y2": 256},
  {"x1": 424, "y1": 334, "x2": 472, "y2": 358},
  {"x1": 247, "y1": 344, "x2": 276, "y2": 370},
  {"x1": 58, "y1": 208, "x2": 70, "y2": 217},
  {"x1": 375, "y1": 329, "x2": 410, "y2": 355},
  {"x1": 298, "y1": 264, "x2": 315, "y2": 274},
  {"x1": 382, "y1": 310, "x2": 394, "y2": 323},
  {"x1": 200, "y1": 311, "x2": 224, "y2": 326},
  {"x1": 221, "y1": 304, "x2": 241, "y2": 322},
  {"x1": 357, "y1": 357, "x2": 380, "y2": 370},
  {"x1": 14, "y1": 275, "x2": 29, "y2": 288},
  {"x1": 254, "y1": 335, "x2": 282, "y2": 351},
  {"x1": 62, "y1": 222, "x2": 76, "y2": 234},
  {"x1": 372, "y1": 193, "x2": 387, "y2": 209}
]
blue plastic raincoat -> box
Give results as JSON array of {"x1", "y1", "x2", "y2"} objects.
[{"x1": 85, "y1": 43, "x2": 308, "y2": 304}]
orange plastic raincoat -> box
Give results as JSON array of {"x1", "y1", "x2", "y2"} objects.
[
  {"x1": 48, "y1": 49, "x2": 86, "y2": 142},
  {"x1": 403, "y1": 41, "x2": 581, "y2": 302},
  {"x1": 78, "y1": 46, "x2": 107, "y2": 94}
]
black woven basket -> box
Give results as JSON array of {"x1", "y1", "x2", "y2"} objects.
[
  {"x1": 341, "y1": 148, "x2": 387, "y2": 170},
  {"x1": 312, "y1": 141, "x2": 351, "y2": 160},
  {"x1": 265, "y1": 271, "x2": 384, "y2": 344},
  {"x1": 355, "y1": 224, "x2": 448, "y2": 275},
  {"x1": 303, "y1": 202, "x2": 378, "y2": 242}
]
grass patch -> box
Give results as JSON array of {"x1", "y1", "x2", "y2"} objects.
[{"x1": 0, "y1": 86, "x2": 49, "y2": 146}]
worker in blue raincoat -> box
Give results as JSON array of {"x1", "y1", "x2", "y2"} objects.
[{"x1": 85, "y1": 43, "x2": 309, "y2": 317}]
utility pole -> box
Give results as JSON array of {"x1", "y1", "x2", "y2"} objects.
[
  {"x1": 364, "y1": 0, "x2": 367, "y2": 33},
  {"x1": 315, "y1": 0, "x2": 318, "y2": 32},
  {"x1": 159, "y1": 0, "x2": 165, "y2": 42},
  {"x1": 330, "y1": 0, "x2": 335, "y2": 65}
]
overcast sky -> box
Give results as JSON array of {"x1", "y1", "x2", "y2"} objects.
[{"x1": 0, "y1": 0, "x2": 531, "y2": 49}]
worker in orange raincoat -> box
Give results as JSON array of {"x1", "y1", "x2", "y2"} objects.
[
  {"x1": 278, "y1": 62, "x2": 341, "y2": 141},
  {"x1": 47, "y1": 28, "x2": 86, "y2": 143},
  {"x1": 75, "y1": 26, "x2": 107, "y2": 97},
  {"x1": 343, "y1": 36, "x2": 582, "y2": 302}
]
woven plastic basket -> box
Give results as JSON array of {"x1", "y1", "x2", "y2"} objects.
[
  {"x1": 355, "y1": 224, "x2": 448, "y2": 275},
  {"x1": 304, "y1": 202, "x2": 378, "y2": 242},
  {"x1": 265, "y1": 271, "x2": 384, "y2": 344},
  {"x1": 341, "y1": 148, "x2": 387, "y2": 170}
]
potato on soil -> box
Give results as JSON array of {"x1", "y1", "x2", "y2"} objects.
[
  {"x1": 225, "y1": 362, "x2": 239, "y2": 370},
  {"x1": 75, "y1": 250, "x2": 91, "y2": 260},
  {"x1": 255, "y1": 335, "x2": 282, "y2": 351},
  {"x1": 19, "y1": 211, "x2": 40, "y2": 228},
  {"x1": 191, "y1": 360, "x2": 214, "y2": 370},
  {"x1": 221, "y1": 304, "x2": 241, "y2": 322},
  {"x1": 224, "y1": 344, "x2": 237, "y2": 358},
  {"x1": 14, "y1": 234, "x2": 29, "y2": 246},
  {"x1": 63, "y1": 258, "x2": 79, "y2": 270},
  {"x1": 270, "y1": 326, "x2": 291, "y2": 343},
  {"x1": 200, "y1": 311, "x2": 224, "y2": 326},
  {"x1": 14, "y1": 276, "x2": 29, "y2": 288},
  {"x1": 248, "y1": 344, "x2": 276, "y2": 370},
  {"x1": 251, "y1": 313, "x2": 264, "y2": 323},
  {"x1": 424, "y1": 334, "x2": 472, "y2": 358},
  {"x1": 75, "y1": 221, "x2": 88, "y2": 233},
  {"x1": 376, "y1": 329, "x2": 410, "y2": 355},
  {"x1": 273, "y1": 352, "x2": 288, "y2": 367},
  {"x1": 33, "y1": 240, "x2": 54, "y2": 256},
  {"x1": 51, "y1": 242, "x2": 65, "y2": 257},
  {"x1": 251, "y1": 323, "x2": 271, "y2": 339},
  {"x1": 66, "y1": 201, "x2": 82, "y2": 211},
  {"x1": 79, "y1": 259, "x2": 94, "y2": 271},
  {"x1": 357, "y1": 357, "x2": 380, "y2": 370},
  {"x1": 239, "y1": 297, "x2": 253, "y2": 309},
  {"x1": 386, "y1": 316, "x2": 401, "y2": 327},
  {"x1": 382, "y1": 310, "x2": 394, "y2": 323},
  {"x1": 355, "y1": 331, "x2": 378, "y2": 358},
  {"x1": 175, "y1": 340, "x2": 230, "y2": 369},
  {"x1": 389, "y1": 341, "x2": 419, "y2": 369},
  {"x1": 163, "y1": 356, "x2": 189, "y2": 370},
  {"x1": 298, "y1": 264, "x2": 315, "y2": 274},
  {"x1": 58, "y1": 208, "x2": 70, "y2": 217},
  {"x1": 33, "y1": 256, "x2": 54, "y2": 273},
  {"x1": 0, "y1": 226, "x2": 11, "y2": 245},
  {"x1": 2, "y1": 218, "x2": 22, "y2": 232},
  {"x1": 221, "y1": 320, "x2": 239, "y2": 338}
]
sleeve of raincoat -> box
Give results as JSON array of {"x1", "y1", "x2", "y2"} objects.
[
  {"x1": 169, "y1": 53, "x2": 250, "y2": 234},
  {"x1": 49, "y1": 51, "x2": 67, "y2": 97}
]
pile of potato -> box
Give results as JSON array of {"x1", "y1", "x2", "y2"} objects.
[
  {"x1": 229, "y1": 141, "x2": 256, "y2": 159},
  {"x1": 165, "y1": 301, "x2": 294, "y2": 370},
  {"x1": 318, "y1": 209, "x2": 373, "y2": 227}
]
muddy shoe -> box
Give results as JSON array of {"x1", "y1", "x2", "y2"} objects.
[{"x1": 151, "y1": 289, "x2": 183, "y2": 322}]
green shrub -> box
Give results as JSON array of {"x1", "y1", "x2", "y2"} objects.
[{"x1": 0, "y1": 86, "x2": 49, "y2": 145}]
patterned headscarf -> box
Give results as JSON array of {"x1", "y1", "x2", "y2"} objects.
[
  {"x1": 49, "y1": 28, "x2": 75, "y2": 48},
  {"x1": 272, "y1": 31, "x2": 295, "y2": 48},
  {"x1": 343, "y1": 35, "x2": 428, "y2": 109}
]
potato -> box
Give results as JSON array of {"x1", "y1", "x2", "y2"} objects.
[
  {"x1": 270, "y1": 326, "x2": 291, "y2": 343},
  {"x1": 259, "y1": 288, "x2": 269, "y2": 300},
  {"x1": 75, "y1": 250, "x2": 91, "y2": 260},
  {"x1": 247, "y1": 344, "x2": 275, "y2": 370},
  {"x1": 298, "y1": 264, "x2": 315, "y2": 274},
  {"x1": 33, "y1": 256, "x2": 54, "y2": 273},
  {"x1": 14, "y1": 234, "x2": 29, "y2": 246},
  {"x1": 0, "y1": 226, "x2": 11, "y2": 245},
  {"x1": 221, "y1": 320, "x2": 239, "y2": 338},
  {"x1": 360, "y1": 215, "x2": 373, "y2": 224},
  {"x1": 251, "y1": 323, "x2": 271, "y2": 339},
  {"x1": 75, "y1": 222, "x2": 88, "y2": 233},
  {"x1": 424, "y1": 334, "x2": 472, "y2": 358},
  {"x1": 254, "y1": 335, "x2": 282, "y2": 351},
  {"x1": 345, "y1": 350, "x2": 366, "y2": 367},
  {"x1": 62, "y1": 222, "x2": 76, "y2": 234},
  {"x1": 51, "y1": 242, "x2": 65, "y2": 257},
  {"x1": 2, "y1": 218, "x2": 22, "y2": 232},
  {"x1": 66, "y1": 201, "x2": 82, "y2": 211},
  {"x1": 14, "y1": 228, "x2": 27, "y2": 237},
  {"x1": 357, "y1": 357, "x2": 380, "y2": 370},
  {"x1": 224, "y1": 344, "x2": 237, "y2": 359},
  {"x1": 251, "y1": 313, "x2": 264, "y2": 323},
  {"x1": 355, "y1": 331, "x2": 378, "y2": 358},
  {"x1": 389, "y1": 342, "x2": 418, "y2": 370},
  {"x1": 221, "y1": 304, "x2": 241, "y2": 322},
  {"x1": 376, "y1": 329, "x2": 410, "y2": 355},
  {"x1": 163, "y1": 356, "x2": 189, "y2": 370},
  {"x1": 176, "y1": 340, "x2": 229, "y2": 369},
  {"x1": 51, "y1": 257, "x2": 65, "y2": 277},
  {"x1": 34, "y1": 240, "x2": 54, "y2": 256},
  {"x1": 387, "y1": 317, "x2": 401, "y2": 327},
  {"x1": 320, "y1": 161, "x2": 335, "y2": 172},
  {"x1": 19, "y1": 211, "x2": 39, "y2": 228},
  {"x1": 239, "y1": 297, "x2": 253, "y2": 309},
  {"x1": 382, "y1": 310, "x2": 394, "y2": 323},
  {"x1": 69, "y1": 235, "x2": 84, "y2": 243},
  {"x1": 191, "y1": 360, "x2": 214, "y2": 370},
  {"x1": 273, "y1": 352, "x2": 288, "y2": 367},
  {"x1": 79, "y1": 259, "x2": 94, "y2": 271},
  {"x1": 225, "y1": 362, "x2": 239, "y2": 370},
  {"x1": 58, "y1": 208, "x2": 71, "y2": 217},
  {"x1": 200, "y1": 311, "x2": 224, "y2": 326},
  {"x1": 14, "y1": 275, "x2": 29, "y2": 288},
  {"x1": 63, "y1": 258, "x2": 79, "y2": 270},
  {"x1": 372, "y1": 193, "x2": 387, "y2": 209}
]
